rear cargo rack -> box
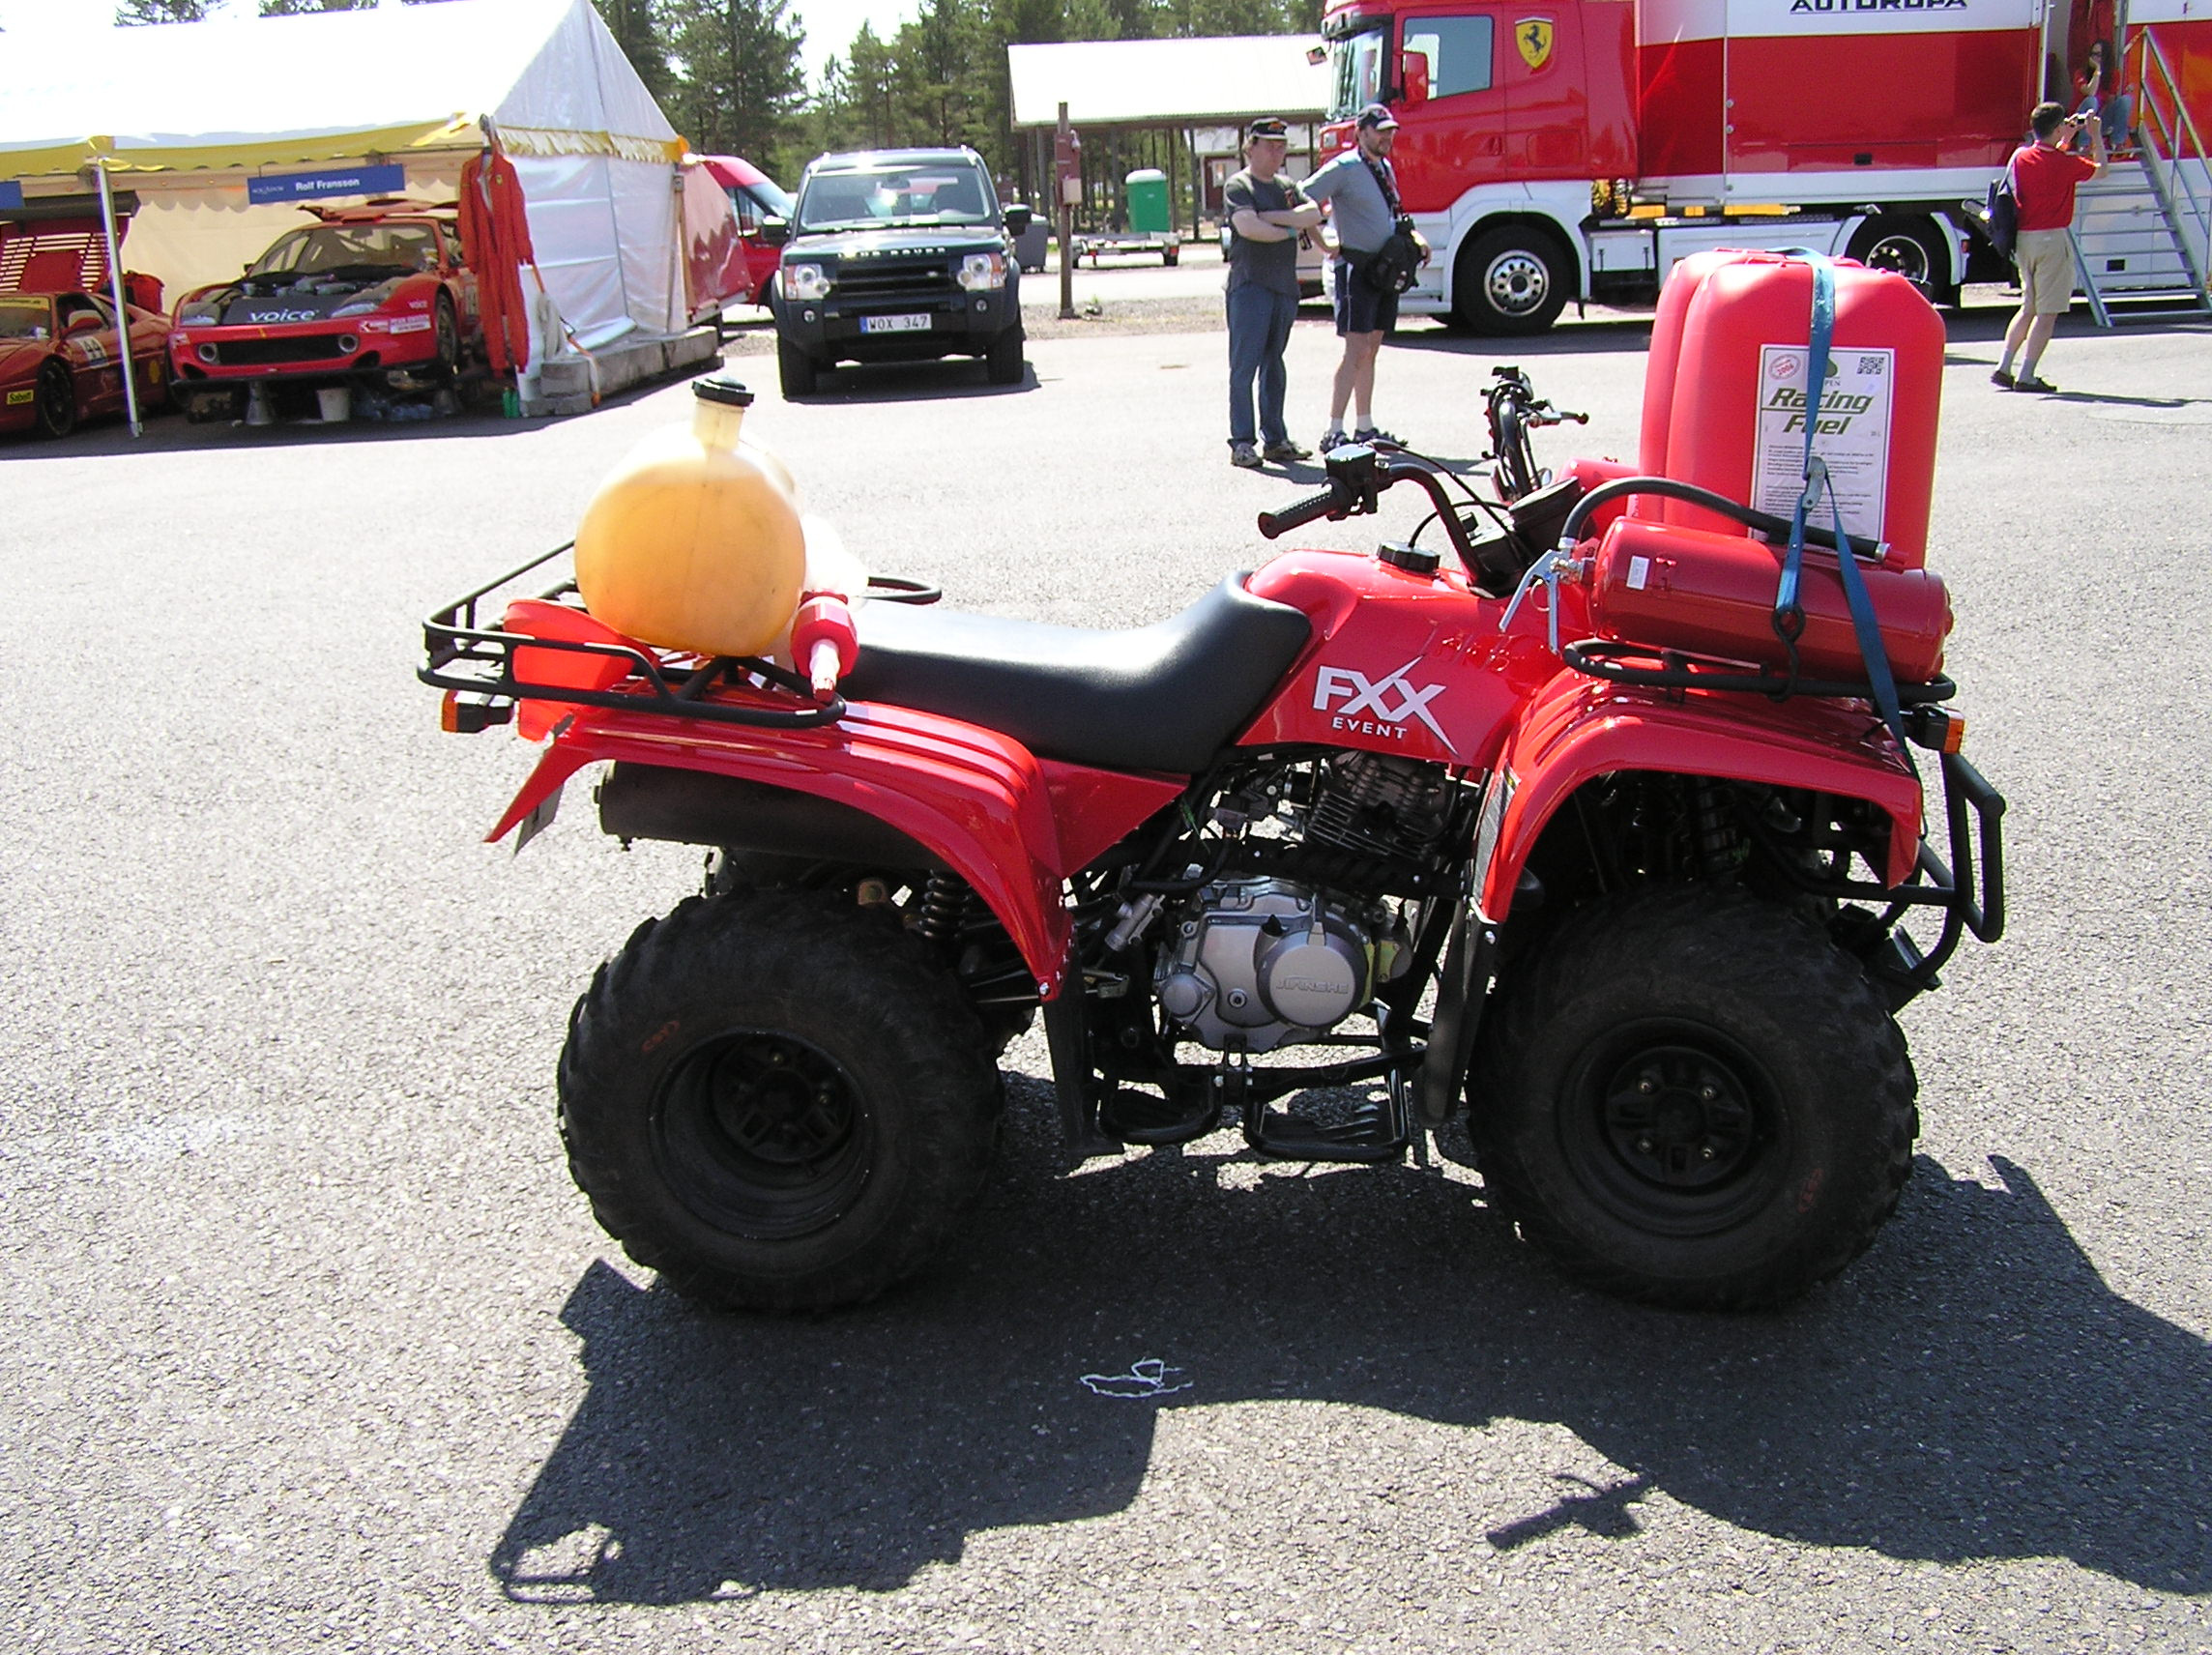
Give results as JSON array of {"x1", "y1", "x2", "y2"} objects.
[
  {"x1": 1560, "y1": 638, "x2": 1958, "y2": 705},
  {"x1": 419, "y1": 542, "x2": 939, "y2": 731}
]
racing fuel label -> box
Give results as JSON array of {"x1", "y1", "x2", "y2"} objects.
[
  {"x1": 1313, "y1": 659, "x2": 1454, "y2": 750},
  {"x1": 1751, "y1": 344, "x2": 1893, "y2": 540}
]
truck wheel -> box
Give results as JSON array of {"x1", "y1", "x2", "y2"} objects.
[
  {"x1": 984, "y1": 329, "x2": 1026, "y2": 386},
  {"x1": 777, "y1": 336, "x2": 819, "y2": 398},
  {"x1": 34, "y1": 361, "x2": 77, "y2": 439},
  {"x1": 1453, "y1": 226, "x2": 1571, "y2": 334},
  {"x1": 1470, "y1": 886, "x2": 1917, "y2": 1310},
  {"x1": 559, "y1": 888, "x2": 1001, "y2": 1312},
  {"x1": 1847, "y1": 215, "x2": 1952, "y2": 305}
]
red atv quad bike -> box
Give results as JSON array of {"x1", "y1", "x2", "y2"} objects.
[{"x1": 423, "y1": 256, "x2": 2003, "y2": 1315}]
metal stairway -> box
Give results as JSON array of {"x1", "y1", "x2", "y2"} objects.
[{"x1": 2069, "y1": 27, "x2": 2212, "y2": 326}]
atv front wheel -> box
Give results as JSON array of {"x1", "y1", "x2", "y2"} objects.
[
  {"x1": 558, "y1": 888, "x2": 1002, "y2": 1311},
  {"x1": 1470, "y1": 886, "x2": 1917, "y2": 1310}
]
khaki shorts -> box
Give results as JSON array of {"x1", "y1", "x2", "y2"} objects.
[{"x1": 2016, "y1": 228, "x2": 2078, "y2": 317}]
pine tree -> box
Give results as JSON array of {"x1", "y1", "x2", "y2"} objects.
[
  {"x1": 665, "y1": 0, "x2": 806, "y2": 166},
  {"x1": 595, "y1": 0, "x2": 674, "y2": 104},
  {"x1": 114, "y1": 0, "x2": 214, "y2": 21}
]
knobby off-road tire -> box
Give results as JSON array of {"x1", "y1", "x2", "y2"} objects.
[
  {"x1": 1470, "y1": 886, "x2": 1918, "y2": 1311},
  {"x1": 558, "y1": 888, "x2": 1002, "y2": 1312}
]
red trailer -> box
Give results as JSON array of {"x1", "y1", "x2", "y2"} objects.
[{"x1": 1319, "y1": 0, "x2": 2212, "y2": 330}]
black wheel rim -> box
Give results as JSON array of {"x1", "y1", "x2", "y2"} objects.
[
  {"x1": 37, "y1": 364, "x2": 73, "y2": 436},
  {"x1": 1557, "y1": 1019, "x2": 1788, "y2": 1237},
  {"x1": 653, "y1": 1028, "x2": 873, "y2": 1240}
]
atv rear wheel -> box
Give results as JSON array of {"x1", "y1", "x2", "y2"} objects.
[
  {"x1": 558, "y1": 888, "x2": 1001, "y2": 1311},
  {"x1": 1470, "y1": 886, "x2": 1917, "y2": 1310}
]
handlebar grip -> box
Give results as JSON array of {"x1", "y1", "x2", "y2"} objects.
[{"x1": 1257, "y1": 486, "x2": 1345, "y2": 538}]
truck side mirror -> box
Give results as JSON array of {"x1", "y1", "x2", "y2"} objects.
[
  {"x1": 1399, "y1": 53, "x2": 1430, "y2": 107},
  {"x1": 759, "y1": 217, "x2": 790, "y2": 247},
  {"x1": 1004, "y1": 204, "x2": 1032, "y2": 236}
]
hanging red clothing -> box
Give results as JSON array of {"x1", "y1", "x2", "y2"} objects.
[{"x1": 459, "y1": 150, "x2": 534, "y2": 376}]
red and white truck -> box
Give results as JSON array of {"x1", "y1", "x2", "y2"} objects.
[{"x1": 1317, "y1": 0, "x2": 2212, "y2": 330}]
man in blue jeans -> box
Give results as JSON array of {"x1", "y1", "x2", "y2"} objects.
[{"x1": 1223, "y1": 117, "x2": 1322, "y2": 468}]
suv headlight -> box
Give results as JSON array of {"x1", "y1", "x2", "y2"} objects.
[
  {"x1": 780, "y1": 262, "x2": 831, "y2": 302},
  {"x1": 956, "y1": 252, "x2": 1007, "y2": 292}
]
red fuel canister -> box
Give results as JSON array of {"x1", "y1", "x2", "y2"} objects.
[
  {"x1": 1652, "y1": 254, "x2": 1945, "y2": 569},
  {"x1": 1639, "y1": 249, "x2": 1763, "y2": 475},
  {"x1": 1586, "y1": 516, "x2": 1953, "y2": 684}
]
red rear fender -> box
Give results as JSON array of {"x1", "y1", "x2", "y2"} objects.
[
  {"x1": 1475, "y1": 675, "x2": 1924, "y2": 920},
  {"x1": 488, "y1": 703, "x2": 1183, "y2": 1000}
]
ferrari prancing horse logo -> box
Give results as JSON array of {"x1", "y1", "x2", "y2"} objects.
[{"x1": 1517, "y1": 17, "x2": 1554, "y2": 70}]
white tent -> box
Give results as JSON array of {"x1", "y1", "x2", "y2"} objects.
[{"x1": 0, "y1": 0, "x2": 690, "y2": 361}]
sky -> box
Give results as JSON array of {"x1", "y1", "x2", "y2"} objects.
[{"x1": 0, "y1": 0, "x2": 919, "y2": 85}]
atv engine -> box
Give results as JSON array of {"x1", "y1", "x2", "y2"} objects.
[{"x1": 1150, "y1": 753, "x2": 1449, "y2": 1054}]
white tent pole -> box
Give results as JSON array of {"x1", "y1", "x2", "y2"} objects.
[{"x1": 93, "y1": 159, "x2": 142, "y2": 440}]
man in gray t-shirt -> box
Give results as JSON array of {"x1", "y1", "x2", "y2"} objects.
[
  {"x1": 1300, "y1": 103, "x2": 1425, "y2": 451},
  {"x1": 1222, "y1": 116, "x2": 1322, "y2": 468}
]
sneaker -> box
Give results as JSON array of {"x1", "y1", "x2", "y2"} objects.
[
  {"x1": 1352, "y1": 425, "x2": 1401, "y2": 448},
  {"x1": 1990, "y1": 366, "x2": 2015, "y2": 389},
  {"x1": 1262, "y1": 438, "x2": 1311, "y2": 463},
  {"x1": 1318, "y1": 428, "x2": 1350, "y2": 453},
  {"x1": 1229, "y1": 440, "x2": 1262, "y2": 468},
  {"x1": 2014, "y1": 375, "x2": 2057, "y2": 393}
]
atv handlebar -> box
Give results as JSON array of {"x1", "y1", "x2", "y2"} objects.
[
  {"x1": 1255, "y1": 444, "x2": 1486, "y2": 570},
  {"x1": 1256, "y1": 488, "x2": 1345, "y2": 538}
]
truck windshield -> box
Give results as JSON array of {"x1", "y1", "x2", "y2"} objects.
[
  {"x1": 796, "y1": 164, "x2": 995, "y2": 232},
  {"x1": 1330, "y1": 24, "x2": 1388, "y2": 120}
]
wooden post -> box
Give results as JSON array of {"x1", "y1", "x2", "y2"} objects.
[{"x1": 1057, "y1": 102, "x2": 1075, "y2": 320}]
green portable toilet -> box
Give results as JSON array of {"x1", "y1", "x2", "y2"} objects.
[{"x1": 1124, "y1": 168, "x2": 1171, "y2": 235}]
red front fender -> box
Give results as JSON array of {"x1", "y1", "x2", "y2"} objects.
[
  {"x1": 487, "y1": 701, "x2": 1183, "y2": 1001},
  {"x1": 1475, "y1": 674, "x2": 1924, "y2": 920}
]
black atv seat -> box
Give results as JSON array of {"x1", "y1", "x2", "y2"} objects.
[{"x1": 843, "y1": 574, "x2": 1312, "y2": 774}]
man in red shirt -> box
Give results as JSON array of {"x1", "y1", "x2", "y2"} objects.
[{"x1": 1994, "y1": 102, "x2": 2106, "y2": 393}]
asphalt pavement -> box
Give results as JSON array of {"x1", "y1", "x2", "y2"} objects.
[{"x1": 3, "y1": 284, "x2": 2209, "y2": 1654}]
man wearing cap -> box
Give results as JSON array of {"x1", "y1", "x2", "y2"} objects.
[
  {"x1": 1223, "y1": 117, "x2": 1323, "y2": 468},
  {"x1": 1300, "y1": 103, "x2": 1425, "y2": 451}
]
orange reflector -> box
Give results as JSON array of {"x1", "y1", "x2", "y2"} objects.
[
  {"x1": 1942, "y1": 713, "x2": 1966, "y2": 755},
  {"x1": 441, "y1": 689, "x2": 463, "y2": 733}
]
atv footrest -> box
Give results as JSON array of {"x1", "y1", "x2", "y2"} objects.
[
  {"x1": 1243, "y1": 1101, "x2": 1407, "y2": 1165},
  {"x1": 1098, "y1": 1086, "x2": 1221, "y2": 1147}
]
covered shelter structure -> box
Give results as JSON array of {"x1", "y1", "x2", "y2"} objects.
[
  {"x1": 0, "y1": 0, "x2": 716, "y2": 409},
  {"x1": 1005, "y1": 37, "x2": 1331, "y2": 239}
]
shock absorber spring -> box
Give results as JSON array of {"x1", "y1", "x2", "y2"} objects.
[
  {"x1": 912, "y1": 872, "x2": 964, "y2": 943},
  {"x1": 1692, "y1": 779, "x2": 1737, "y2": 879}
]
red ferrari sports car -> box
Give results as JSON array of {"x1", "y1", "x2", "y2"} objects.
[
  {"x1": 167, "y1": 200, "x2": 480, "y2": 419},
  {"x1": 0, "y1": 287, "x2": 170, "y2": 440}
]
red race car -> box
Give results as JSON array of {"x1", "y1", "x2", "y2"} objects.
[
  {"x1": 0, "y1": 287, "x2": 171, "y2": 440},
  {"x1": 167, "y1": 200, "x2": 479, "y2": 420}
]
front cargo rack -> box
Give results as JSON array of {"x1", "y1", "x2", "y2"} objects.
[{"x1": 420, "y1": 542, "x2": 939, "y2": 731}]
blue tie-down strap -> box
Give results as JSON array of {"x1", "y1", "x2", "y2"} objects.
[{"x1": 1769, "y1": 250, "x2": 1909, "y2": 753}]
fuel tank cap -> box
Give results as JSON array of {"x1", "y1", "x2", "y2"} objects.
[{"x1": 1378, "y1": 540, "x2": 1440, "y2": 575}]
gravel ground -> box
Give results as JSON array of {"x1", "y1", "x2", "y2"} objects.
[{"x1": 1, "y1": 296, "x2": 2207, "y2": 1655}]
